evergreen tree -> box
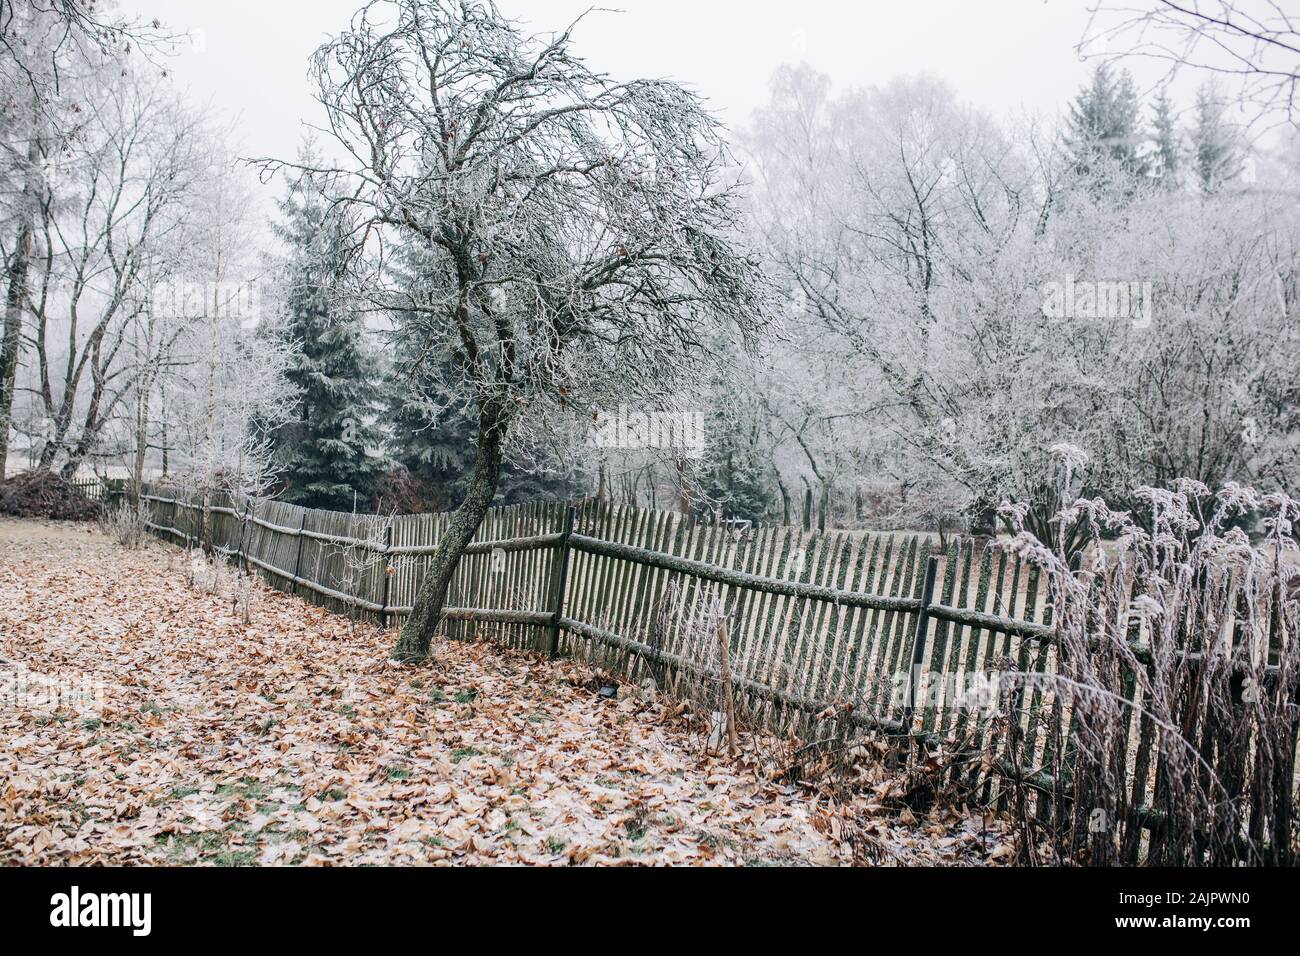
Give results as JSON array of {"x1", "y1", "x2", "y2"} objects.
[
  {"x1": 268, "y1": 152, "x2": 387, "y2": 511},
  {"x1": 1192, "y1": 81, "x2": 1240, "y2": 193},
  {"x1": 382, "y1": 340, "x2": 475, "y2": 511},
  {"x1": 1151, "y1": 88, "x2": 1182, "y2": 189},
  {"x1": 1065, "y1": 64, "x2": 1148, "y2": 184},
  {"x1": 698, "y1": 419, "x2": 773, "y2": 523},
  {"x1": 382, "y1": 242, "x2": 580, "y2": 510},
  {"x1": 695, "y1": 359, "x2": 776, "y2": 523}
]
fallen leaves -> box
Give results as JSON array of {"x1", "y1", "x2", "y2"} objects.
[{"x1": 0, "y1": 517, "x2": 1008, "y2": 866}]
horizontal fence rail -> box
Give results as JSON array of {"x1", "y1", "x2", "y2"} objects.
[{"x1": 132, "y1": 482, "x2": 1292, "y2": 860}]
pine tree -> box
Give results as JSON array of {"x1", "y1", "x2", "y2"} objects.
[
  {"x1": 1065, "y1": 64, "x2": 1149, "y2": 184},
  {"x1": 268, "y1": 151, "x2": 387, "y2": 511},
  {"x1": 1191, "y1": 81, "x2": 1240, "y2": 193},
  {"x1": 1151, "y1": 89, "x2": 1182, "y2": 189}
]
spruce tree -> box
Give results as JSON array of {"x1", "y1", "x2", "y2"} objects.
[
  {"x1": 698, "y1": 419, "x2": 772, "y2": 523},
  {"x1": 1192, "y1": 81, "x2": 1240, "y2": 193},
  {"x1": 383, "y1": 242, "x2": 579, "y2": 510},
  {"x1": 1151, "y1": 89, "x2": 1182, "y2": 189},
  {"x1": 269, "y1": 152, "x2": 387, "y2": 511},
  {"x1": 1065, "y1": 64, "x2": 1148, "y2": 184}
]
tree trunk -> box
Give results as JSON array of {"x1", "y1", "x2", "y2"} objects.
[
  {"x1": 675, "y1": 458, "x2": 693, "y2": 515},
  {"x1": 130, "y1": 378, "x2": 149, "y2": 511},
  {"x1": 392, "y1": 399, "x2": 506, "y2": 663},
  {"x1": 0, "y1": 139, "x2": 37, "y2": 478},
  {"x1": 776, "y1": 470, "x2": 791, "y2": 526}
]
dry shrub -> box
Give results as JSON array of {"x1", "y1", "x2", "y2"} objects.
[
  {"x1": 645, "y1": 580, "x2": 889, "y2": 783},
  {"x1": 992, "y1": 473, "x2": 1300, "y2": 865},
  {"x1": 179, "y1": 544, "x2": 261, "y2": 623},
  {"x1": 656, "y1": 582, "x2": 735, "y2": 753},
  {"x1": 99, "y1": 501, "x2": 148, "y2": 548}
]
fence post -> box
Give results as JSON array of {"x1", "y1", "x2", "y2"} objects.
[
  {"x1": 237, "y1": 499, "x2": 252, "y2": 573},
  {"x1": 904, "y1": 554, "x2": 941, "y2": 725},
  {"x1": 547, "y1": 505, "x2": 577, "y2": 659},
  {"x1": 292, "y1": 511, "x2": 307, "y2": 594},
  {"x1": 380, "y1": 524, "x2": 393, "y2": 629}
]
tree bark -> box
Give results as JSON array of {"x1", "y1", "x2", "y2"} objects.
[
  {"x1": 0, "y1": 217, "x2": 31, "y2": 478},
  {"x1": 0, "y1": 134, "x2": 40, "y2": 478},
  {"x1": 392, "y1": 399, "x2": 506, "y2": 662}
]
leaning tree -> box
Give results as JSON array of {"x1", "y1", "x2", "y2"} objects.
[{"x1": 264, "y1": 0, "x2": 771, "y2": 662}]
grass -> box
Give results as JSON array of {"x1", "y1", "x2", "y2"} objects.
[
  {"x1": 215, "y1": 777, "x2": 267, "y2": 800},
  {"x1": 156, "y1": 830, "x2": 238, "y2": 864}
]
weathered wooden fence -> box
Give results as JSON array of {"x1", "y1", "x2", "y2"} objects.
[
  {"x1": 136, "y1": 484, "x2": 1066, "y2": 767},
  {"x1": 134, "y1": 482, "x2": 1293, "y2": 861},
  {"x1": 70, "y1": 477, "x2": 108, "y2": 500}
]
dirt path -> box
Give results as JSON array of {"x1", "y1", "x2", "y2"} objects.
[{"x1": 0, "y1": 518, "x2": 1003, "y2": 866}]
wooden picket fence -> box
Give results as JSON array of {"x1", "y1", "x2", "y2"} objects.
[
  {"x1": 137, "y1": 483, "x2": 1053, "y2": 728},
  {"x1": 134, "y1": 482, "x2": 1293, "y2": 861},
  {"x1": 136, "y1": 482, "x2": 1065, "y2": 766},
  {"x1": 70, "y1": 477, "x2": 107, "y2": 500}
]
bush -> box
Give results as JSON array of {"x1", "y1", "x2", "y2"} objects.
[{"x1": 99, "y1": 501, "x2": 148, "y2": 548}]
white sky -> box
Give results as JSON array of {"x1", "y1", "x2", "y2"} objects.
[{"x1": 114, "y1": 1, "x2": 1163, "y2": 160}]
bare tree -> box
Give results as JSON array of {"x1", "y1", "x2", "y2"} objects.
[
  {"x1": 20, "y1": 70, "x2": 204, "y2": 478},
  {"x1": 0, "y1": 0, "x2": 175, "y2": 477},
  {"x1": 259, "y1": 0, "x2": 771, "y2": 662},
  {"x1": 746, "y1": 64, "x2": 1300, "y2": 537},
  {"x1": 0, "y1": 1, "x2": 172, "y2": 102}
]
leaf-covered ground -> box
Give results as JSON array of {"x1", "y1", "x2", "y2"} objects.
[{"x1": 0, "y1": 517, "x2": 1005, "y2": 866}]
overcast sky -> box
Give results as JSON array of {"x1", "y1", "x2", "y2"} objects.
[{"x1": 114, "y1": 0, "x2": 1178, "y2": 165}]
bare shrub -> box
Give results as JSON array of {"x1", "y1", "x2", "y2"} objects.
[
  {"x1": 992, "y1": 461, "x2": 1300, "y2": 865},
  {"x1": 99, "y1": 501, "x2": 148, "y2": 549},
  {"x1": 176, "y1": 538, "x2": 262, "y2": 623},
  {"x1": 185, "y1": 548, "x2": 223, "y2": 595},
  {"x1": 328, "y1": 507, "x2": 397, "y2": 637},
  {"x1": 230, "y1": 565, "x2": 258, "y2": 625},
  {"x1": 657, "y1": 582, "x2": 743, "y2": 756},
  {"x1": 645, "y1": 579, "x2": 853, "y2": 773}
]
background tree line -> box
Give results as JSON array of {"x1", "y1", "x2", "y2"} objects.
[{"x1": 2, "y1": 1, "x2": 1297, "y2": 553}]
